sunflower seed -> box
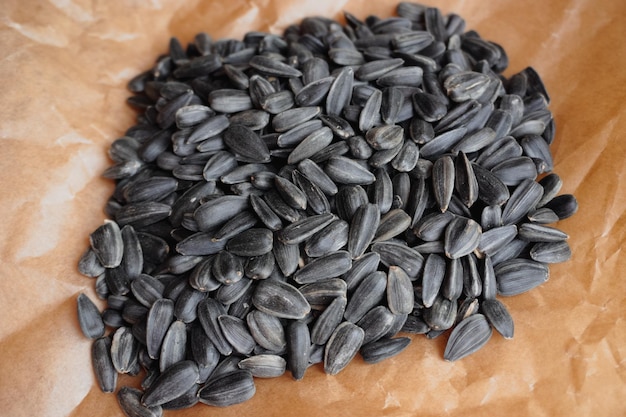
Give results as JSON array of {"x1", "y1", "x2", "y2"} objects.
[
  {"x1": 243, "y1": 252, "x2": 275, "y2": 280},
  {"x1": 356, "y1": 305, "x2": 395, "y2": 345},
  {"x1": 348, "y1": 203, "x2": 381, "y2": 259},
  {"x1": 310, "y1": 295, "x2": 347, "y2": 344},
  {"x1": 201, "y1": 151, "x2": 237, "y2": 182},
  {"x1": 423, "y1": 295, "x2": 457, "y2": 330},
  {"x1": 174, "y1": 285, "x2": 207, "y2": 322},
  {"x1": 238, "y1": 354, "x2": 286, "y2": 378},
  {"x1": 472, "y1": 163, "x2": 510, "y2": 206},
  {"x1": 273, "y1": 107, "x2": 321, "y2": 133},
  {"x1": 294, "y1": 251, "x2": 352, "y2": 284},
  {"x1": 391, "y1": 140, "x2": 419, "y2": 172},
  {"x1": 324, "y1": 322, "x2": 364, "y2": 375},
  {"x1": 218, "y1": 315, "x2": 256, "y2": 355},
  {"x1": 444, "y1": 216, "x2": 482, "y2": 259},
  {"x1": 326, "y1": 66, "x2": 354, "y2": 116},
  {"x1": 212, "y1": 250, "x2": 244, "y2": 285},
  {"x1": 360, "y1": 336, "x2": 412, "y2": 364},
  {"x1": 527, "y1": 207, "x2": 560, "y2": 224},
  {"x1": 374, "y1": 209, "x2": 411, "y2": 243},
  {"x1": 477, "y1": 224, "x2": 517, "y2": 256},
  {"x1": 370, "y1": 168, "x2": 394, "y2": 214},
  {"x1": 118, "y1": 386, "x2": 163, "y2": 417},
  {"x1": 276, "y1": 213, "x2": 334, "y2": 245},
  {"x1": 491, "y1": 156, "x2": 537, "y2": 186},
  {"x1": 78, "y1": 248, "x2": 106, "y2": 278},
  {"x1": 501, "y1": 179, "x2": 544, "y2": 225},
  {"x1": 543, "y1": 194, "x2": 578, "y2": 220},
  {"x1": 482, "y1": 299, "x2": 514, "y2": 339},
  {"x1": 246, "y1": 310, "x2": 286, "y2": 352},
  {"x1": 372, "y1": 241, "x2": 424, "y2": 279},
  {"x1": 305, "y1": 219, "x2": 349, "y2": 257},
  {"x1": 197, "y1": 298, "x2": 233, "y2": 356},
  {"x1": 299, "y1": 278, "x2": 347, "y2": 310},
  {"x1": 529, "y1": 241, "x2": 572, "y2": 263},
  {"x1": 344, "y1": 271, "x2": 387, "y2": 323},
  {"x1": 444, "y1": 71, "x2": 491, "y2": 102},
  {"x1": 495, "y1": 258, "x2": 549, "y2": 296},
  {"x1": 287, "y1": 126, "x2": 334, "y2": 164},
  {"x1": 252, "y1": 279, "x2": 311, "y2": 319},
  {"x1": 77, "y1": 293, "x2": 105, "y2": 339},
  {"x1": 419, "y1": 126, "x2": 466, "y2": 160},
  {"x1": 286, "y1": 320, "x2": 310, "y2": 380},
  {"x1": 292, "y1": 170, "x2": 331, "y2": 215},
  {"x1": 443, "y1": 314, "x2": 492, "y2": 361},
  {"x1": 209, "y1": 90, "x2": 254, "y2": 114},
  {"x1": 111, "y1": 326, "x2": 139, "y2": 374},
  {"x1": 92, "y1": 336, "x2": 117, "y2": 393},
  {"x1": 518, "y1": 223, "x2": 568, "y2": 242},
  {"x1": 90, "y1": 220, "x2": 124, "y2": 268},
  {"x1": 194, "y1": 195, "x2": 249, "y2": 232},
  {"x1": 249, "y1": 55, "x2": 302, "y2": 78},
  {"x1": 146, "y1": 299, "x2": 174, "y2": 359},
  {"x1": 223, "y1": 124, "x2": 271, "y2": 163},
  {"x1": 198, "y1": 370, "x2": 256, "y2": 407},
  {"x1": 159, "y1": 320, "x2": 187, "y2": 371}
]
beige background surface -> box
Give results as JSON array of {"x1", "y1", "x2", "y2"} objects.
[{"x1": 0, "y1": 0, "x2": 624, "y2": 416}]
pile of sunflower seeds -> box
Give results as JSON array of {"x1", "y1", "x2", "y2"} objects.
[{"x1": 76, "y1": 2, "x2": 578, "y2": 414}]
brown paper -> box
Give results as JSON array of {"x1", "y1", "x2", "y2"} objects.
[{"x1": 1, "y1": 0, "x2": 625, "y2": 416}]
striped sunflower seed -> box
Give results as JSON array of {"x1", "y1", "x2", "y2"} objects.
[
  {"x1": 90, "y1": 220, "x2": 124, "y2": 268},
  {"x1": 482, "y1": 298, "x2": 514, "y2": 339},
  {"x1": 495, "y1": 258, "x2": 549, "y2": 296},
  {"x1": 293, "y1": 251, "x2": 353, "y2": 284},
  {"x1": 360, "y1": 336, "x2": 412, "y2": 364},
  {"x1": 238, "y1": 354, "x2": 286, "y2": 378},
  {"x1": 286, "y1": 320, "x2": 311, "y2": 380},
  {"x1": 310, "y1": 296, "x2": 347, "y2": 345},
  {"x1": 530, "y1": 241, "x2": 572, "y2": 264},
  {"x1": 198, "y1": 370, "x2": 256, "y2": 407},
  {"x1": 118, "y1": 386, "x2": 163, "y2": 417},
  {"x1": 324, "y1": 322, "x2": 365, "y2": 375},
  {"x1": 92, "y1": 336, "x2": 117, "y2": 393},
  {"x1": 443, "y1": 314, "x2": 492, "y2": 361},
  {"x1": 252, "y1": 279, "x2": 311, "y2": 319},
  {"x1": 77, "y1": 293, "x2": 105, "y2": 339}
]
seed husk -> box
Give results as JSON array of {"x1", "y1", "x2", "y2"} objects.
[
  {"x1": 252, "y1": 279, "x2": 311, "y2": 320},
  {"x1": 92, "y1": 336, "x2": 117, "y2": 393},
  {"x1": 495, "y1": 258, "x2": 549, "y2": 296},
  {"x1": 118, "y1": 386, "x2": 163, "y2": 417},
  {"x1": 482, "y1": 299, "x2": 514, "y2": 339},
  {"x1": 77, "y1": 293, "x2": 105, "y2": 339},
  {"x1": 286, "y1": 320, "x2": 311, "y2": 381},
  {"x1": 293, "y1": 251, "x2": 353, "y2": 284},
  {"x1": 344, "y1": 271, "x2": 387, "y2": 323},
  {"x1": 360, "y1": 337, "x2": 412, "y2": 364},
  {"x1": 530, "y1": 240, "x2": 572, "y2": 264},
  {"x1": 238, "y1": 354, "x2": 287, "y2": 378},
  {"x1": 198, "y1": 370, "x2": 256, "y2": 407},
  {"x1": 348, "y1": 203, "x2": 381, "y2": 259},
  {"x1": 443, "y1": 314, "x2": 492, "y2": 361},
  {"x1": 444, "y1": 217, "x2": 482, "y2": 259},
  {"x1": 90, "y1": 220, "x2": 124, "y2": 268},
  {"x1": 324, "y1": 322, "x2": 365, "y2": 375}
]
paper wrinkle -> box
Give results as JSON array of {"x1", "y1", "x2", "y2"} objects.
[
  {"x1": 1, "y1": 16, "x2": 69, "y2": 47},
  {"x1": 48, "y1": 0, "x2": 95, "y2": 23},
  {"x1": 14, "y1": 146, "x2": 102, "y2": 260},
  {"x1": 1, "y1": 0, "x2": 626, "y2": 416}
]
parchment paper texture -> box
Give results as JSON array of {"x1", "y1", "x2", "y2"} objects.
[{"x1": 1, "y1": 0, "x2": 624, "y2": 416}]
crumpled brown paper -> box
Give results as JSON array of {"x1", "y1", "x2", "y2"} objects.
[{"x1": 1, "y1": 0, "x2": 625, "y2": 416}]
